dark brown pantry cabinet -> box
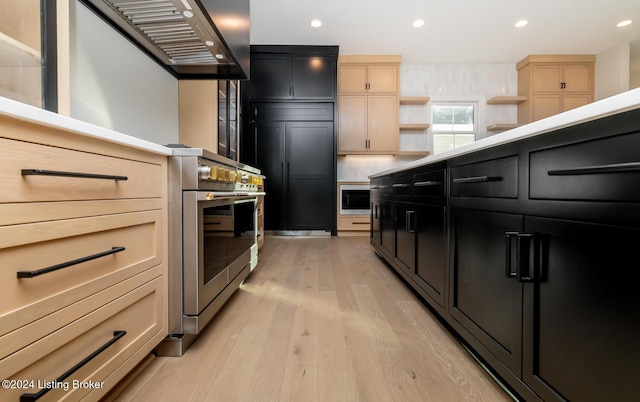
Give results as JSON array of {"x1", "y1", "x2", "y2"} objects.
[
  {"x1": 249, "y1": 52, "x2": 336, "y2": 100},
  {"x1": 241, "y1": 45, "x2": 338, "y2": 233},
  {"x1": 252, "y1": 103, "x2": 334, "y2": 231},
  {"x1": 370, "y1": 106, "x2": 640, "y2": 402}
]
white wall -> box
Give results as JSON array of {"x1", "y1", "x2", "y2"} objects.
[
  {"x1": 630, "y1": 39, "x2": 640, "y2": 90},
  {"x1": 338, "y1": 63, "x2": 518, "y2": 181},
  {"x1": 69, "y1": 1, "x2": 179, "y2": 145},
  {"x1": 595, "y1": 43, "x2": 630, "y2": 101}
]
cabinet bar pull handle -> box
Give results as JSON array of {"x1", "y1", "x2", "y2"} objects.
[
  {"x1": 548, "y1": 162, "x2": 640, "y2": 176},
  {"x1": 352, "y1": 222, "x2": 369, "y2": 225},
  {"x1": 406, "y1": 210, "x2": 416, "y2": 233},
  {"x1": 453, "y1": 176, "x2": 502, "y2": 184},
  {"x1": 20, "y1": 331, "x2": 127, "y2": 401},
  {"x1": 21, "y1": 169, "x2": 128, "y2": 181},
  {"x1": 414, "y1": 181, "x2": 442, "y2": 187},
  {"x1": 392, "y1": 183, "x2": 411, "y2": 188},
  {"x1": 17, "y1": 247, "x2": 126, "y2": 278},
  {"x1": 516, "y1": 233, "x2": 535, "y2": 282},
  {"x1": 505, "y1": 232, "x2": 518, "y2": 278}
]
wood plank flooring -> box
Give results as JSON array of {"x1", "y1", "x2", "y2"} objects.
[{"x1": 113, "y1": 236, "x2": 511, "y2": 402}]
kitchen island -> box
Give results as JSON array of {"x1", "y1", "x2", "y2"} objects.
[{"x1": 369, "y1": 88, "x2": 640, "y2": 402}]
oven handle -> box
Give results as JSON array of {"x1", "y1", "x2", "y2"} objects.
[{"x1": 195, "y1": 192, "x2": 265, "y2": 201}]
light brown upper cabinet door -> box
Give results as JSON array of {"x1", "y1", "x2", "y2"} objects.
[
  {"x1": 367, "y1": 96, "x2": 398, "y2": 153},
  {"x1": 338, "y1": 65, "x2": 368, "y2": 93},
  {"x1": 367, "y1": 65, "x2": 397, "y2": 93},
  {"x1": 563, "y1": 65, "x2": 593, "y2": 92},
  {"x1": 338, "y1": 95, "x2": 368, "y2": 152},
  {"x1": 531, "y1": 65, "x2": 564, "y2": 91}
]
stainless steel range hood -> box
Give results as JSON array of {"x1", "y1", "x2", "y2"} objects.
[{"x1": 80, "y1": 0, "x2": 250, "y2": 79}]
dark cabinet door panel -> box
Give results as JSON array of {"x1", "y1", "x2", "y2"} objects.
[
  {"x1": 529, "y1": 130, "x2": 640, "y2": 202},
  {"x1": 380, "y1": 200, "x2": 394, "y2": 258},
  {"x1": 450, "y1": 155, "x2": 518, "y2": 199},
  {"x1": 256, "y1": 121, "x2": 286, "y2": 230},
  {"x1": 285, "y1": 121, "x2": 334, "y2": 230},
  {"x1": 450, "y1": 208, "x2": 524, "y2": 375},
  {"x1": 292, "y1": 56, "x2": 336, "y2": 99},
  {"x1": 394, "y1": 202, "x2": 415, "y2": 273},
  {"x1": 250, "y1": 55, "x2": 292, "y2": 99},
  {"x1": 523, "y1": 217, "x2": 640, "y2": 402},
  {"x1": 415, "y1": 204, "x2": 446, "y2": 307}
]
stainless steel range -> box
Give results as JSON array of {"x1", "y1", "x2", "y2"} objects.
[{"x1": 156, "y1": 147, "x2": 264, "y2": 356}]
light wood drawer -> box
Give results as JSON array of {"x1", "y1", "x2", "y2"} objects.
[
  {"x1": 0, "y1": 277, "x2": 163, "y2": 402},
  {"x1": 339, "y1": 215, "x2": 370, "y2": 231},
  {"x1": 0, "y1": 138, "x2": 162, "y2": 203},
  {"x1": 0, "y1": 210, "x2": 162, "y2": 339}
]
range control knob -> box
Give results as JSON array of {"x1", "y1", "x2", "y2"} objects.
[{"x1": 198, "y1": 166, "x2": 211, "y2": 181}]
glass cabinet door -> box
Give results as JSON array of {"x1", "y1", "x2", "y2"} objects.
[
  {"x1": 228, "y1": 80, "x2": 238, "y2": 161},
  {"x1": 218, "y1": 80, "x2": 240, "y2": 160},
  {"x1": 0, "y1": 0, "x2": 57, "y2": 110},
  {"x1": 218, "y1": 81, "x2": 228, "y2": 157}
]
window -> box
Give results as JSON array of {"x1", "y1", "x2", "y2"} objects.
[{"x1": 431, "y1": 103, "x2": 477, "y2": 154}]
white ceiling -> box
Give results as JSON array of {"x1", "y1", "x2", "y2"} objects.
[{"x1": 249, "y1": 0, "x2": 640, "y2": 64}]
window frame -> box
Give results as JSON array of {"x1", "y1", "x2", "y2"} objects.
[{"x1": 430, "y1": 101, "x2": 479, "y2": 154}]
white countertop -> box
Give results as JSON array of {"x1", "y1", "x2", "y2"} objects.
[
  {"x1": 0, "y1": 96, "x2": 173, "y2": 155},
  {"x1": 370, "y1": 88, "x2": 640, "y2": 178}
]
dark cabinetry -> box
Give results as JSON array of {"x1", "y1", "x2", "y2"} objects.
[
  {"x1": 394, "y1": 201, "x2": 415, "y2": 273},
  {"x1": 522, "y1": 217, "x2": 640, "y2": 402},
  {"x1": 449, "y1": 209, "x2": 524, "y2": 377},
  {"x1": 250, "y1": 50, "x2": 336, "y2": 100},
  {"x1": 370, "y1": 164, "x2": 448, "y2": 315},
  {"x1": 370, "y1": 108, "x2": 640, "y2": 401},
  {"x1": 241, "y1": 46, "x2": 338, "y2": 233},
  {"x1": 253, "y1": 103, "x2": 334, "y2": 231},
  {"x1": 413, "y1": 169, "x2": 447, "y2": 308}
]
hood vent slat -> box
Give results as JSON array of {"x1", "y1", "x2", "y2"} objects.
[
  {"x1": 90, "y1": 0, "x2": 232, "y2": 66},
  {"x1": 80, "y1": 0, "x2": 250, "y2": 78}
]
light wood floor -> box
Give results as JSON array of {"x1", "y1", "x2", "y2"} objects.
[{"x1": 113, "y1": 236, "x2": 511, "y2": 402}]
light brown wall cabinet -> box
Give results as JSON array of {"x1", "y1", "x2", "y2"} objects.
[
  {"x1": 338, "y1": 55, "x2": 400, "y2": 154},
  {"x1": 517, "y1": 55, "x2": 595, "y2": 123}
]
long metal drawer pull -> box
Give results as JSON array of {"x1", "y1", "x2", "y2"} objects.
[
  {"x1": 20, "y1": 331, "x2": 127, "y2": 401},
  {"x1": 505, "y1": 232, "x2": 518, "y2": 278},
  {"x1": 17, "y1": 247, "x2": 126, "y2": 278},
  {"x1": 516, "y1": 233, "x2": 535, "y2": 283},
  {"x1": 547, "y1": 162, "x2": 640, "y2": 176},
  {"x1": 414, "y1": 181, "x2": 442, "y2": 187},
  {"x1": 392, "y1": 183, "x2": 412, "y2": 188},
  {"x1": 406, "y1": 211, "x2": 416, "y2": 233},
  {"x1": 453, "y1": 176, "x2": 502, "y2": 184},
  {"x1": 21, "y1": 169, "x2": 128, "y2": 181},
  {"x1": 352, "y1": 222, "x2": 369, "y2": 225}
]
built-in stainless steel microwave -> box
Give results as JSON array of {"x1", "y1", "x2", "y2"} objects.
[{"x1": 339, "y1": 183, "x2": 371, "y2": 215}]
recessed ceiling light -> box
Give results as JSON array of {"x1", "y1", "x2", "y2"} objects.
[
  {"x1": 215, "y1": 54, "x2": 224, "y2": 59},
  {"x1": 183, "y1": 10, "x2": 193, "y2": 18},
  {"x1": 310, "y1": 19, "x2": 322, "y2": 28},
  {"x1": 205, "y1": 41, "x2": 214, "y2": 47},
  {"x1": 617, "y1": 20, "x2": 632, "y2": 28},
  {"x1": 515, "y1": 20, "x2": 528, "y2": 28},
  {"x1": 412, "y1": 19, "x2": 425, "y2": 28}
]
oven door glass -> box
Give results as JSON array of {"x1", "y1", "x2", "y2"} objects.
[
  {"x1": 225, "y1": 199, "x2": 256, "y2": 266},
  {"x1": 183, "y1": 193, "x2": 257, "y2": 317}
]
